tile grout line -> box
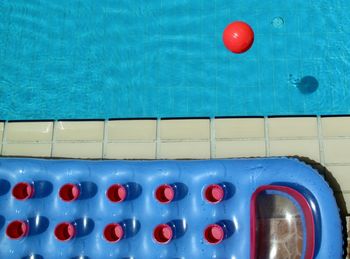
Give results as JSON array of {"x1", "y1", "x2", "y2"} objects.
[
  {"x1": 325, "y1": 163, "x2": 350, "y2": 166},
  {"x1": 264, "y1": 117, "x2": 270, "y2": 157},
  {"x1": 336, "y1": 190, "x2": 350, "y2": 194},
  {"x1": 7, "y1": 140, "x2": 104, "y2": 144},
  {"x1": 0, "y1": 121, "x2": 8, "y2": 155},
  {"x1": 317, "y1": 116, "x2": 325, "y2": 165},
  {"x1": 210, "y1": 118, "x2": 216, "y2": 159},
  {"x1": 268, "y1": 136, "x2": 324, "y2": 141},
  {"x1": 50, "y1": 121, "x2": 57, "y2": 157},
  {"x1": 102, "y1": 120, "x2": 108, "y2": 159},
  {"x1": 156, "y1": 118, "x2": 161, "y2": 159}
]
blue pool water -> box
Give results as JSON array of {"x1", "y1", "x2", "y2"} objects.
[{"x1": 0, "y1": 0, "x2": 349, "y2": 120}]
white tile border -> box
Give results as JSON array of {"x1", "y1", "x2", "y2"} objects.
[
  {"x1": 156, "y1": 118, "x2": 161, "y2": 159},
  {"x1": 215, "y1": 117, "x2": 265, "y2": 139},
  {"x1": 5, "y1": 121, "x2": 53, "y2": 142},
  {"x1": 268, "y1": 117, "x2": 318, "y2": 138},
  {"x1": 159, "y1": 119, "x2": 210, "y2": 141},
  {"x1": 317, "y1": 116, "x2": 325, "y2": 165},
  {"x1": 54, "y1": 121, "x2": 104, "y2": 141},
  {"x1": 264, "y1": 117, "x2": 270, "y2": 157},
  {"x1": 0, "y1": 116, "x2": 349, "y2": 164},
  {"x1": 102, "y1": 119, "x2": 109, "y2": 159},
  {"x1": 0, "y1": 116, "x2": 349, "y2": 210},
  {"x1": 210, "y1": 118, "x2": 216, "y2": 158}
]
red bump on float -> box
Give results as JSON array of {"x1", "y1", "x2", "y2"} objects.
[
  {"x1": 6, "y1": 220, "x2": 28, "y2": 239},
  {"x1": 54, "y1": 222, "x2": 76, "y2": 242},
  {"x1": 103, "y1": 223, "x2": 124, "y2": 243},
  {"x1": 204, "y1": 184, "x2": 224, "y2": 204},
  {"x1": 106, "y1": 184, "x2": 127, "y2": 203},
  {"x1": 59, "y1": 183, "x2": 80, "y2": 202},
  {"x1": 153, "y1": 224, "x2": 173, "y2": 244},
  {"x1": 155, "y1": 184, "x2": 174, "y2": 204},
  {"x1": 222, "y1": 21, "x2": 254, "y2": 54},
  {"x1": 204, "y1": 224, "x2": 224, "y2": 244},
  {"x1": 12, "y1": 182, "x2": 34, "y2": 200}
]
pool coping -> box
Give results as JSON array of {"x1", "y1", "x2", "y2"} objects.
[{"x1": 0, "y1": 117, "x2": 349, "y2": 199}]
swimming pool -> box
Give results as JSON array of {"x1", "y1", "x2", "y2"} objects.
[{"x1": 0, "y1": 0, "x2": 349, "y2": 120}]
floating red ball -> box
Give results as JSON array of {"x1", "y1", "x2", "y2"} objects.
[{"x1": 222, "y1": 21, "x2": 254, "y2": 54}]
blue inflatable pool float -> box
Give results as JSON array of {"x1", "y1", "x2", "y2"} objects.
[{"x1": 0, "y1": 157, "x2": 343, "y2": 258}]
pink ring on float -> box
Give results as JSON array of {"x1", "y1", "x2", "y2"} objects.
[
  {"x1": 59, "y1": 183, "x2": 80, "y2": 202},
  {"x1": 153, "y1": 224, "x2": 173, "y2": 244},
  {"x1": 204, "y1": 224, "x2": 224, "y2": 244},
  {"x1": 12, "y1": 182, "x2": 34, "y2": 200},
  {"x1": 155, "y1": 184, "x2": 174, "y2": 204},
  {"x1": 106, "y1": 184, "x2": 127, "y2": 203},
  {"x1": 54, "y1": 222, "x2": 75, "y2": 242},
  {"x1": 6, "y1": 220, "x2": 28, "y2": 239},
  {"x1": 204, "y1": 184, "x2": 224, "y2": 204},
  {"x1": 103, "y1": 223, "x2": 124, "y2": 243}
]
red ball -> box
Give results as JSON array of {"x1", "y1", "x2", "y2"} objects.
[{"x1": 222, "y1": 21, "x2": 254, "y2": 54}]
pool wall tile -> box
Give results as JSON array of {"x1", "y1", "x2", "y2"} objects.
[
  {"x1": 105, "y1": 142, "x2": 156, "y2": 159},
  {"x1": 322, "y1": 117, "x2": 350, "y2": 137},
  {"x1": 336, "y1": 194, "x2": 350, "y2": 220},
  {"x1": 268, "y1": 117, "x2": 318, "y2": 138},
  {"x1": 0, "y1": 122, "x2": 4, "y2": 138},
  {"x1": 52, "y1": 142, "x2": 103, "y2": 159},
  {"x1": 160, "y1": 119, "x2": 210, "y2": 140},
  {"x1": 54, "y1": 121, "x2": 104, "y2": 141},
  {"x1": 215, "y1": 118, "x2": 265, "y2": 139},
  {"x1": 6, "y1": 122, "x2": 53, "y2": 142},
  {"x1": 107, "y1": 120, "x2": 156, "y2": 141},
  {"x1": 269, "y1": 139, "x2": 320, "y2": 161},
  {"x1": 326, "y1": 166, "x2": 350, "y2": 192},
  {"x1": 323, "y1": 139, "x2": 350, "y2": 164},
  {"x1": 2, "y1": 143, "x2": 51, "y2": 157},
  {"x1": 159, "y1": 142, "x2": 210, "y2": 159},
  {"x1": 343, "y1": 194, "x2": 350, "y2": 215},
  {"x1": 215, "y1": 140, "x2": 266, "y2": 158}
]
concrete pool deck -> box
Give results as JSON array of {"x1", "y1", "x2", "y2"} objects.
[{"x1": 0, "y1": 116, "x2": 349, "y2": 256}]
